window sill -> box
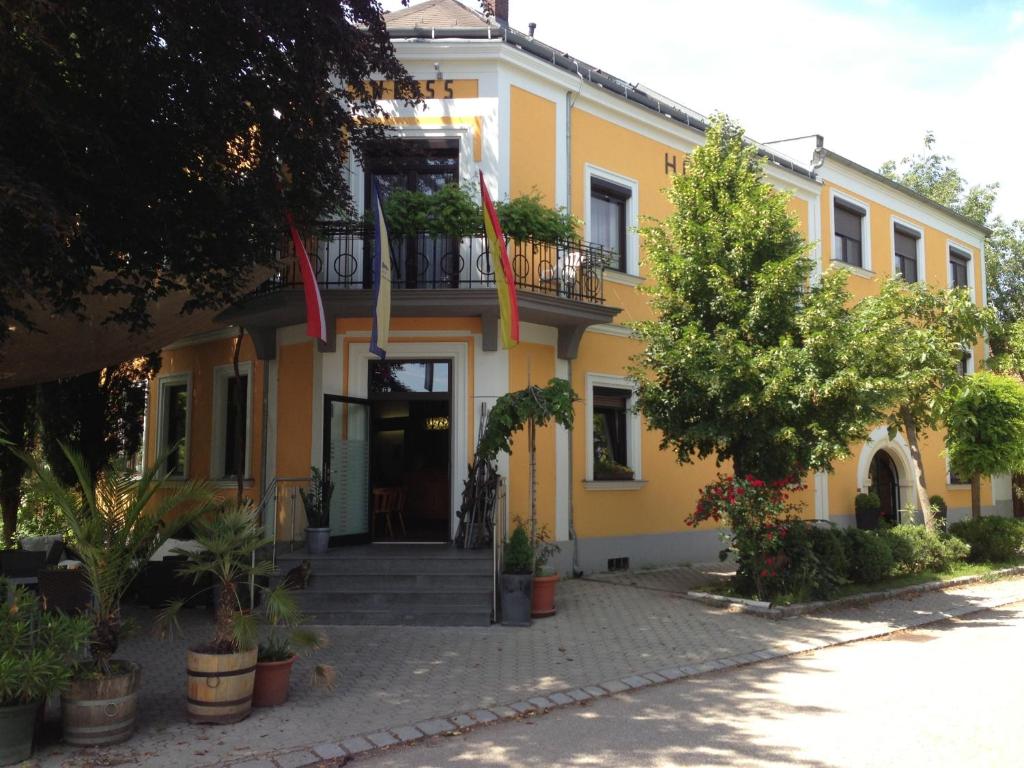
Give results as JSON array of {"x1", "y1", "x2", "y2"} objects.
[
  {"x1": 946, "y1": 483, "x2": 971, "y2": 490},
  {"x1": 210, "y1": 478, "x2": 256, "y2": 489},
  {"x1": 830, "y1": 261, "x2": 874, "y2": 279},
  {"x1": 604, "y1": 270, "x2": 645, "y2": 287},
  {"x1": 583, "y1": 479, "x2": 647, "y2": 491}
]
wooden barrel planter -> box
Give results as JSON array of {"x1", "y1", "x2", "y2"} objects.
[
  {"x1": 186, "y1": 647, "x2": 257, "y2": 724},
  {"x1": 61, "y1": 662, "x2": 140, "y2": 746},
  {"x1": 252, "y1": 656, "x2": 296, "y2": 708}
]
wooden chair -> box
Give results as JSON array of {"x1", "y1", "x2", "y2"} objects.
[{"x1": 372, "y1": 487, "x2": 407, "y2": 539}]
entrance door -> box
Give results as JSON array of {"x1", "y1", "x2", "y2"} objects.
[
  {"x1": 323, "y1": 396, "x2": 372, "y2": 545},
  {"x1": 870, "y1": 451, "x2": 900, "y2": 525}
]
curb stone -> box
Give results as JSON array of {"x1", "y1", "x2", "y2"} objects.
[
  {"x1": 687, "y1": 565, "x2": 1024, "y2": 618},
  {"x1": 208, "y1": 586, "x2": 1024, "y2": 768}
]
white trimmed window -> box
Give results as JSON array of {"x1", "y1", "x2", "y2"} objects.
[
  {"x1": 585, "y1": 373, "x2": 641, "y2": 482},
  {"x1": 892, "y1": 219, "x2": 924, "y2": 283},
  {"x1": 831, "y1": 191, "x2": 871, "y2": 271},
  {"x1": 584, "y1": 165, "x2": 639, "y2": 276},
  {"x1": 949, "y1": 244, "x2": 971, "y2": 290},
  {"x1": 211, "y1": 363, "x2": 253, "y2": 480},
  {"x1": 156, "y1": 374, "x2": 191, "y2": 478}
]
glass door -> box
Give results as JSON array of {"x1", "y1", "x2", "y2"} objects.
[{"x1": 323, "y1": 396, "x2": 372, "y2": 545}]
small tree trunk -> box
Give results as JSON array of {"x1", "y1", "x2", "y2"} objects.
[
  {"x1": 233, "y1": 327, "x2": 245, "y2": 505},
  {"x1": 971, "y1": 474, "x2": 982, "y2": 519},
  {"x1": 528, "y1": 417, "x2": 536, "y2": 573},
  {"x1": 900, "y1": 406, "x2": 933, "y2": 529},
  {"x1": 216, "y1": 581, "x2": 238, "y2": 651}
]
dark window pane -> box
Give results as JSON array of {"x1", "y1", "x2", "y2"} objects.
[
  {"x1": 593, "y1": 386, "x2": 631, "y2": 479},
  {"x1": 223, "y1": 375, "x2": 248, "y2": 478},
  {"x1": 591, "y1": 180, "x2": 630, "y2": 272},
  {"x1": 896, "y1": 252, "x2": 917, "y2": 282},
  {"x1": 834, "y1": 203, "x2": 864, "y2": 240},
  {"x1": 370, "y1": 361, "x2": 450, "y2": 394},
  {"x1": 163, "y1": 383, "x2": 188, "y2": 475},
  {"x1": 894, "y1": 227, "x2": 918, "y2": 282},
  {"x1": 950, "y1": 251, "x2": 970, "y2": 288}
]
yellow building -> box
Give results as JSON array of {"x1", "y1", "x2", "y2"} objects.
[{"x1": 145, "y1": 0, "x2": 999, "y2": 607}]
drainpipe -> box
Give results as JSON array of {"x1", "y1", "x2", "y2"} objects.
[{"x1": 566, "y1": 73, "x2": 584, "y2": 578}]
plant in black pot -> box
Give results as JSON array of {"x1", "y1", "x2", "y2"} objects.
[
  {"x1": 158, "y1": 504, "x2": 295, "y2": 724},
  {"x1": 0, "y1": 584, "x2": 90, "y2": 766},
  {"x1": 300, "y1": 467, "x2": 333, "y2": 555},
  {"x1": 17, "y1": 445, "x2": 211, "y2": 747},
  {"x1": 501, "y1": 523, "x2": 534, "y2": 626}
]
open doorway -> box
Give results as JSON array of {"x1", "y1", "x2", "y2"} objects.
[
  {"x1": 368, "y1": 360, "x2": 451, "y2": 542},
  {"x1": 869, "y1": 450, "x2": 900, "y2": 526}
]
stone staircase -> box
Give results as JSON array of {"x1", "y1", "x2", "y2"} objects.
[{"x1": 271, "y1": 544, "x2": 493, "y2": 626}]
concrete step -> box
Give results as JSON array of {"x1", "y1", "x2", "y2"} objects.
[
  {"x1": 304, "y1": 608, "x2": 492, "y2": 627},
  {"x1": 289, "y1": 589, "x2": 492, "y2": 611},
  {"x1": 271, "y1": 572, "x2": 492, "y2": 592},
  {"x1": 275, "y1": 554, "x2": 491, "y2": 577}
]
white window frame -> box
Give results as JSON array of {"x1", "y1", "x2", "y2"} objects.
[
  {"x1": 584, "y1": 164, "x2": 640, "y2": 277},
  {"x1": 947, "y1": 241, "x2": 974, "y2": 294},
  {"x1": 945, "y1": 456, "x2": 971, "y2": 489},
  {"x1": 210, "y1": 362, "x2": 254, "y2": 480},
  {"x1": 891, "y1": 216, "x2": 925, "y2": 283},
  {"x1": 155, "y1": 373, "x2": 191, "y2": 479},
  {"x1": 829, "y1": 189, "x2": 872, "y2": 273},
  {"x1": 584, "y1": 373, "x2": 642, "y2": 483}
]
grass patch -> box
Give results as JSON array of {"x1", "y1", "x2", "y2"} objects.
[{"x1": 694, "y1": 557, "x2": 1024, "y2": 605}]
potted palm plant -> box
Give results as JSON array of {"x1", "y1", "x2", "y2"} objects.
[
  {"x1": 0, "y1": 584, "x2": 90, "y2": 766},
  {"x1": 252, "y1": 593, "x2": 323, "y2": 707},
  {"x1": 159, "y1": 504, "x2": 294, "y2": 723},
  {"x1": 18, "y1": 445, "x2": 211, "y2": 746},
  {"x1": 300, "y1": 467, "x2": 332, "y2": 554}
]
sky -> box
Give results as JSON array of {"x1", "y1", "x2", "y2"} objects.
[{"x1": 381, "y1": 0, "x2": 1024, "y2": 222}]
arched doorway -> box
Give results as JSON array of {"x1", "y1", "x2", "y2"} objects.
[{"x1": 869, "y1": 450, "x2": 900, "y2": 526}]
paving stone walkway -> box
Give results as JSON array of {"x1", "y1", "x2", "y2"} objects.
[{"x1": 34, "y1": 572, "x2": 1024, "y2": 768}]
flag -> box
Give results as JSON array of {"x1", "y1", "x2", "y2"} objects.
[
  {"x1": 370, "y1": 179, "x2": 393, "y2": 359},
  {"x1": 479, "y1": 170, "x2": 519, "y2": 349},
  {"x1": 284, "y1": 210, "x2": 326, "y2": 344}
]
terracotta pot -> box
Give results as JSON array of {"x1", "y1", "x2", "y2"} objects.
[
  {"x1": 61, "y1": 662, "x2": 140, "y2": 746},
  {"x1": 531, "y1": 573, "x2": 559, "y2": 617},
  {"x1": 252, "y1": 656, "x2": 296, "y2": 707}
]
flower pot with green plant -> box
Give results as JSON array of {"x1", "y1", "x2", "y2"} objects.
[
  {"x1": 530, "y1": 526, "x2": 561, "y2": 618},
  {"x1": 159, "y1": 504, "x2": 299, "y2": 724},
  {"x1": 854, "y1": 491, "x2": 882, "y2": 530},
  {"x1": 500, "y1": 524, "x2": 534, "y2": 626},
  {"x1": 0, "y1": 583, "x2": 90, "y2": 765},
  {"x1": 17, "y1": 445, "x2": 211, "y2": 746},
  {"x1": 252, "y1": 588, "x2": 324, "y2": 707},
  {"x1": 299, "y1": 467, "x2": 333, "y2": 554}
]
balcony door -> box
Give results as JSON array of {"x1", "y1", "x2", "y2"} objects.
[{"x1": 364, "y1": 138, "x2": 460, "y2": 288}]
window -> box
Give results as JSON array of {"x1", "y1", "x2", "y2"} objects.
[
  {"x1": 157, "y1": 376, "x2": 190, "y2": 477},
  {"x1": 212, "y1": 365, "x2": 252, "y2": 479},
  {"x1": 949, "y1": 247, "x2": 970, "y2": 289},
  {"x1": 586, "y1": 375, "x2": 641, "y2": 484},
  {"x1": 893, "y1": 224, "x2": 920, "y2": 282},
  {"x1": 957, "y1": 349, "x2": 972, "y2": 377},
  {"x1": 590, "y1": 179, "x2": 630, "y2": 273},
  {"x1": 833, "y1": 201, "x2": 865, "y2": 268}
]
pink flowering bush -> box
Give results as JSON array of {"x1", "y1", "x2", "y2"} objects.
[{"x1": 687, "y1": 474, "x2": 809, "y2": 601}]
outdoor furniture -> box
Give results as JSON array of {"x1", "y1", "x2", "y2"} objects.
[
  {"x1": 372, "y1": 487, "x2": 407, "y2": 539},
  {"x1": 0, "y1": 536, "x2": 64, "y2": 590}
]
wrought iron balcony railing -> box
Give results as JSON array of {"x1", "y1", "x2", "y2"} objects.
[{"x1": 259, "y1": 223, "x2": 611, "y2": 304}]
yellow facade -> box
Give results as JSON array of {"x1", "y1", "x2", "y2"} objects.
[{"x1": 146, "y1": 14, "x2": 996, "y2": 570}]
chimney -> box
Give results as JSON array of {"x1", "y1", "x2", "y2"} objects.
[{"x1": 493, "y1": 0, "x2": 509, "y2": 26}]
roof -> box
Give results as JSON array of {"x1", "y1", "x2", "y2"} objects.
[
  {"x1": 384, "y1": 0, "x2": 494, "y2": 30},
  {"x1": 823, "y1": 150, "x2": 991, "y2": 237}
]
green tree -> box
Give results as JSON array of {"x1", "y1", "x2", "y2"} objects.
[
  {"x1": 881, "y1": 133, "x2": 1024, "y2": 326},
  {"x1": 0, "y1": 0, "x2": 416, "y2": 349},
  {"x1": 0, "y1": 386, "x2": 34, "y2": 545},
  {"x1": 943, "y1": 371, "x2": 1024, "y2": 519},
  {"x1": 851, "y1": 279, "x2": 992, "y2": 528},
  {"x1": 631, "y1": 114, "x2": 888, "y2": 483}
]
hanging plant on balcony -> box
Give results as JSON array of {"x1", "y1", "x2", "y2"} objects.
[
  {"x1": 494, "y1": 193, "x2": 580, "y2": 243},
  {"x1": 382, "y1": 183, "x2": 481, "y2": 238}
]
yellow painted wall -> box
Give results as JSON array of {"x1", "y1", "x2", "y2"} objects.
[
  {"x1": 509, "y1": 87, "x2": 556, "y2": 205},
  {"x1": 508, "y1": 341, "x2": 557, "y2": 535},
  {"x1": 275, "y1": 342, "x2": 314, "y2": 479}
]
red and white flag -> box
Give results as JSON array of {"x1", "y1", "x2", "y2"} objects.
[{"x1": 284, "y1": 210, "x2": 326, "y2": 343}]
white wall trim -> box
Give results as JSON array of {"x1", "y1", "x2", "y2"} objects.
[
  {"x1": 947, "y1": 239, "x2": 977, "y2": 299},
  {"x1": 856, "y1": 426, "x2": 916, "y2": 511},
  {"x1": 584, "y1": 163, "x2": 640, "y2": 276},
  {"x1": 586, "y1": 323, "x2": 635, "y2": 339},
  {"x1": 347, "y1": 342, "x2": 470, "y2": 539},
  {"x1": 210, "y1": 362, "x2": 254, "y2": 480},
  {"x1": 829, "y1": 188, "x2": 873, "y2": 272},
  {"x1": 814, "y1": 470, "x2": 830, "y2": 521},
  {"x1": 555, "y1": 358, "x2": 570, "y2": 541},
  {"x1": 154, "y1": 372, "x2": 192, "y2": 479},
  {"x1": 584, "y1": 372, "x2": 642, "y2": 482}
]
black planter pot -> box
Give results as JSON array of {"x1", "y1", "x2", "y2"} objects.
[
  {"x1": 500, "y1": 573, "x2": 534, "y2": 626},
  {"x1": 0, "y1": 700, "x2": 38, "y2": 766}
]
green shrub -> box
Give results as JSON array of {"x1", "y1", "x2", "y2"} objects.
[
  {"x1": 855, "y1": 492, "x2": 881, "y2": 517},
  {"x1": 929, "y1": 495, "x2": 948, "y2": 520},
  {"x1": 804, "y1": 522, "x2": 850, "y2": 597},
  {"x1": 382, "y1": 183, "x2": 481, "y2": 238},
  {"x1": 494, "y1": 193, "x2": 579, "y2": 242},
  {"x1": 949, "y1": 517, "x2": 1024, "y2": 563},
  {"x1": 843, "y1": 528, "x2": 895, "y2": 584},
  {"x1": 503, "y1": 524, "x2": 534, "y2": 575},
  {"x1": 882, "y1": 524, "x2": 969, "y2": 574}
]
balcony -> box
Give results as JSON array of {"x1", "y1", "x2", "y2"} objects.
[{"x1": 221, "y1": 224, "x2": 622, "y2": 360}]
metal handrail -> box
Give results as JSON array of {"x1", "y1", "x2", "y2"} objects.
[{"x1": 253, "y1": 476, "x2": 312, "y2": 568}]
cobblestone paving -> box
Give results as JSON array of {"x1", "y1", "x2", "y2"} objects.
[
  {"x1": 583, "y1": 563, "x2": 732, "y2": 593},
  {"x1": 35, "y1": 574, "x2": 1024, "y2": 768}
]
